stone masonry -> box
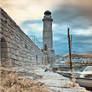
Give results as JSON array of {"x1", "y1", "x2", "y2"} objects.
[
  {"x1": 0, "y1": 8, "x2": 43, "y2": 67},
  {"x1": 42, "y1": 11, "x2": 55, "y2": 66}
]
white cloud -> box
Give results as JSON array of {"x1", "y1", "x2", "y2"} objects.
[
  {"x1": 20, "y1": 22, "x2": 43, "y2": 39},
  {"x1": 73, "y1": 27, "x2": 92, "y2": 36},
  {"x1": 0, "y1": 0, "x2": 65, "y2": 24},
  {"x1": 28, "y1": 23, "x2": 42, "y2": 32}
]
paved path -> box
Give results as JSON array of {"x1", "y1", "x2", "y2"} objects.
[
  {"x1": 33, "y1": 66, "x2": 89, "y2": 92},
  {"x1": 12, "y1": 65, "x2": 90, "y2": 92}
]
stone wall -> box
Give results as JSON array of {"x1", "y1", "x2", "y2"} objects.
[{"x1": 0, "y1": 8, "x2": 43, "y2": 67}]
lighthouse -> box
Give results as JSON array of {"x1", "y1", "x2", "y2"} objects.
[{"x1": 42, "y1": 10, "x2": 55, "y2": 66}]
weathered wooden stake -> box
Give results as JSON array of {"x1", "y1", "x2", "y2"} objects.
[
  {"x1": 67, "y1": 28, "x2": 72, "y2": 71},
  {"x1": 68, "y1": 28, "x2": 76, "y2": 87}
]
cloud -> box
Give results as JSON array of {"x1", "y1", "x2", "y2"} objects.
[
  {"x1": 53, "y1": 24, "x2": 92, "y2": 54},
  {"x1": 1, "y1": 0, "x2": 92, "y2": 54},
  {"x1": 72, "y1": 27, "x2": 92, "y2": 36},
  {"x1": 1, "y1": 0, "x2": 92, "y2": 29},
  {"x1": 0, "y1": 0, "x2": 64, "y2": 24},
  {"x1": 53, "y1": 3, "x2": 92, "y2": 29},
  {"x1": 1, "y1": 0, "x2": 92, "y2": 27},
  {"x1": 20, "y1": 18, "x2": 92, "y2": 54},
  {"x1": 53, "y1": 34, "x2": 92, "y2": 54},
  {"x1": 20, "y1": 20, "x2": 43, "y2": 40}
]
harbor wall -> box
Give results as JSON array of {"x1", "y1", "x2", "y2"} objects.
[{"x1": 0, "y1": 8, "x2": 43, "y2": 67}]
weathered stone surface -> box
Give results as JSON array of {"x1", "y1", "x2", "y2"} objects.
[{"x1": 0, "y1": 8, "x2": 43, "y2": 67}]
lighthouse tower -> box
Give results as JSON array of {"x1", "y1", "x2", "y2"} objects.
[{"x1": 42, "y1": 10, "x2": 55, "y2": 66}]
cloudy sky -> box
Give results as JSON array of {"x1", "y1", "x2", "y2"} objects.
[{"x1": 0, "y1": 0, "x2": 92, "y2": 54}]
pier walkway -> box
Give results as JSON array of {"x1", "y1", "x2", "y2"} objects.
[{"x1": 32, "y1": 65, "x2": 89, "y2": 92}]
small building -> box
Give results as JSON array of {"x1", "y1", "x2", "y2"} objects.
[{"x1": 63, "y1": 53, "x2": 92, "y2": 65}]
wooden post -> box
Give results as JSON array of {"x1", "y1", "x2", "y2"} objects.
[
  {"x1": 67, "y1": 28, "x2": 72, "y2": 71},
  {"x1": 68, "y1": 28, "x2": 76, "y2": 86}
]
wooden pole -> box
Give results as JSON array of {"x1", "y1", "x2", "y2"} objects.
[
  {"x1": 67, "y1": 28, "x2": 72, "y2": 71},
  {"x1": 67, "y1": 28, "x2": 76, "y2": 86}
]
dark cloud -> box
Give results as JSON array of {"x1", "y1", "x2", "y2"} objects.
[
  {"x1": 52, "y1": 1, "x2": 92, "y2": 54},
  {"x1": 53, "y1": 35, "x2": 92, "y2": 54},
  {"x1": 52, "y1": 2, "x2": 92, "y2": 29}
]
